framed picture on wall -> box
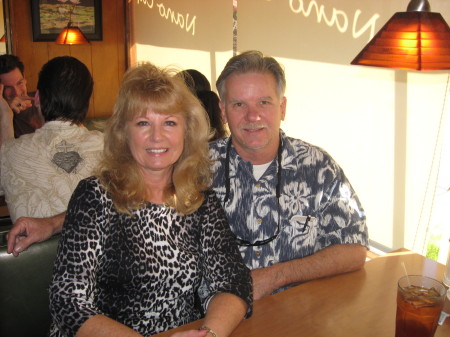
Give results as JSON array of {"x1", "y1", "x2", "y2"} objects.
[{"x1": 30, "y1": 0, "x2": 102, "y2": 42}]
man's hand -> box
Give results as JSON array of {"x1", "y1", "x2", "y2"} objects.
[
  {"x1": 0, "y1": 82, "x2": 33, "y2": 114},
  {"x1": 6, "y1": 214, "x2": 64, "y2": 256},
  {"x1": 8, "y1": 94, "x2": 33, "y2": 114}
]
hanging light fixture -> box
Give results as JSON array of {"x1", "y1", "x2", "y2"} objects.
[
  {"x1": 55, "y1": 1, "x2": 89, "y2": 45},
  {"x1": 55, "y1": 22, "x2": 89, "y2": 45},
  {"x1": 351, "y1": 0, "x2": 450, "y2": 71}
]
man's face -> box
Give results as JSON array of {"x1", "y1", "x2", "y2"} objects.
[
  {"x1": 0, "y1": 67, "x2": 27, "y2": 101},
  {"x1": 220, "y1": 72, "x2": 286, "y2": 164}
]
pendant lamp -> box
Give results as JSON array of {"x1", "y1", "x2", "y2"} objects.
[
  {"x1": 56, "y1": 22, "x2": 89, "y2": 45},
  {"x1": 351, "y1": 0, "x2": 450, "y2": 71},
  {"x1": 55, "y1": 2, "x2": 89, "y2": 45}
]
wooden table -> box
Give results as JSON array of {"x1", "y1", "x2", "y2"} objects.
[{"x1": 154, "y1": 250, "x2": 450, "y2": 337}]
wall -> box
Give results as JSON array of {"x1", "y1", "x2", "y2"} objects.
[
  {"x1": 236, "y1": 0, "x2": 450, "y2": 253},
  {"x1": 130, "y1": 0, "x2": 450, "y2": 253},
  {"x1": 8, "y1": 0, "x2": 126, "y2": 118},
  {"x1": 0, "y1": 1, "x2": 6, "y2": 54}
]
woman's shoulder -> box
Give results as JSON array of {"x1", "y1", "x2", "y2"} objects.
[
  {"x1": 73, "y1": 176, "x2": 108, "y2": 198},
  {"x1": 202, "y1": 189, "x2": 219, "y2": 201},
  {"x1": 199, "y1": 189, "x2": 223, "y2": 213},
  {"x1": 68, "y1": 177, "x2": 115, "y2": 221},
  {"x1": 77, "y1": 175, "x2": 101, "y2": 187}
]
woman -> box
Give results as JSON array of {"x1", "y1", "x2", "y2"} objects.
[{"x1": 49, "y1": 63, "x2": 252, "y2": 337}]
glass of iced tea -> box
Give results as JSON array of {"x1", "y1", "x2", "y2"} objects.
[{"x1": 395, "y1": 275, "x2": 447, "y2": 337}]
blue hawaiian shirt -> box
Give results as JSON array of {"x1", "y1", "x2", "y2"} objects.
[{"x1": 209, "y1": 130, "x2": 369, "y2": 272}]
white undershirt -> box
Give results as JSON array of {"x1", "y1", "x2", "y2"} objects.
[{"x1": 253, "y1": 162, "x2": 272, "y2": 181}]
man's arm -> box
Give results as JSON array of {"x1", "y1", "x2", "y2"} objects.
[
  {"x1": 7, "y1": 211, "x2": 66, "y2": 256},
  {"x1": 0, "y1": 88, "x2": 14, "y2": 147},
  {"x1": 251, "y1": 243, "x2": 367, "y2": 300}
]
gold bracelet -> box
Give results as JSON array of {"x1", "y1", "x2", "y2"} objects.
[{"x1": 199, "y1": 325, "x2": 218, "y2": 337}]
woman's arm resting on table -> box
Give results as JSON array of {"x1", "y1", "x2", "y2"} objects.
[
  {"x1": 75, "y1": 314, "x2": 143, "y2": 337},
  {"x1": 75, "y1": 293, "x2": 247, "y2": 337},
  {"x1": 252, "y1": 243, "x2": 367, "y2": 300},
  {"x1": 7, "y1": 211, "x2": 66, "y2": 256},
  {"x1": 170, "y1": 293, "x2": 247, "y2": 337},
  {"x1": 199, "y1": 293, "x2": 248, "y2": 337},
  {"x1": 170, "y1": 331, "x2": 208, "y2": 337},
  {"x1": 76, "y1": 294, "x2": 247, "y2": 337}
]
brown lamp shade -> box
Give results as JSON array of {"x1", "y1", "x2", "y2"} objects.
[
  {"x1": 55, "y1": 23, "x2": 89, "y2": 45},
  {"x1": 351, "y1": 11, "x2": 450, "y2": 71}
]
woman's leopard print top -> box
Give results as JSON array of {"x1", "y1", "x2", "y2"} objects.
[{"x1": 49, "y1": 177, "x2": 252, "y2": 337}]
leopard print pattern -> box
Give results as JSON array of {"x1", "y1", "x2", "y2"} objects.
[{"x1": 49, "y1": 177, "x2": 252, "y2": 337}]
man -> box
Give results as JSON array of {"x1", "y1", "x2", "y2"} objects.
[
  {"x1": 0, "y1": 56, "x2": 104, "y2": 223},
  {"x1": 0, "y1": 54, "x2": 44, "y2": 146},
  {"x1": 7, "y1": 51, "x2": 368, "y2": 301},
  {"x1": 209, "y1": 50, "x2": 368, "y2": 299}
]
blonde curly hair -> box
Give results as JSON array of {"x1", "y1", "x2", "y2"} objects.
[{"x1": 96, "y1": 63, "x2": 211, "y2": 214}]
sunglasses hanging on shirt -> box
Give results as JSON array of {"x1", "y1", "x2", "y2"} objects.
[{"x1": 224, "y1": 136, "x2": 283, "y2": 246}]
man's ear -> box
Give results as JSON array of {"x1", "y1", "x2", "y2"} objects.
[{"x1": 34, "y1": 90, "x2": 40, "y2": 108}]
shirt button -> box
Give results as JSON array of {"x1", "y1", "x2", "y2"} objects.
[
  {"x1": 257, "y1": 218, "x2": 262, "y2": 224},
  {"x1": 255, "y1": 251, "x2": 261, "y2": 257}
]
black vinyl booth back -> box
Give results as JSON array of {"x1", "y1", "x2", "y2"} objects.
[{"x1": 0, "y1": 229, "x2": 60, "y2": 337}]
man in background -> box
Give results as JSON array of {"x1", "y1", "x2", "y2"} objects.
[
  {"x1": 0, "y1": 54, "x2": 44, "y2": 146},
  {"x1": 0, "y1": 56, "x2": 103, "y2": 223}
]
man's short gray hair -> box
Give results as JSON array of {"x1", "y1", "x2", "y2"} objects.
[{"x1": 216, "y1": 50, "x2": 286, "y2": 102}]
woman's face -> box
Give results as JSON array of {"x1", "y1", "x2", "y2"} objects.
[{"x1": 126, "y1": 108, "x2": 185, "y2": 179}]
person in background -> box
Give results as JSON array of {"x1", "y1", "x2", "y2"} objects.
[
  {"x1": 197, "y1": 90, "x2": 227, "y2": 141},
  {"x1": 0, "y1": 56, "x2": 103, "y2": 223},
  {"x1": 209, "y1": 50, "x2": 369, "y2": 300},
  {"x1": 0, "y1": 54, "x2": 44, "y2": 146},
  {"x1": 49, "y1": 62, "x2": 251, "y2": 337},
  {"x1": 180, "y1": 69, "x2": 228, "y2": 141},
  {"x1": 182, "y1": 68, "x2": 211, "y2": 93}
]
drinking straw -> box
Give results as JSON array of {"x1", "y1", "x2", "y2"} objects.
[{"x1": 401, "y1": 262, "x2": 411, "y2": 286}]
